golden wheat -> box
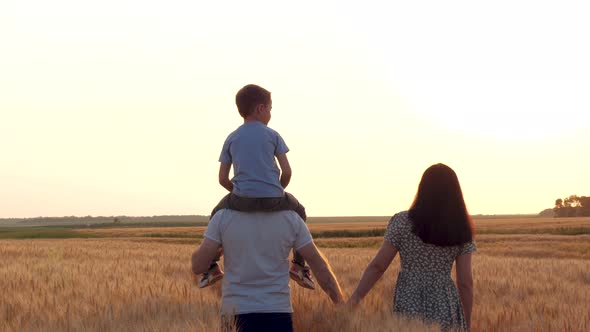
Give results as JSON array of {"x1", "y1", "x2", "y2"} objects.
[
  {"x1": 75, "y1": 216, "x2": 590, "y2": 238},
  {"x1": 1, "y1": 232, "x2": 589, "y2": 331}
]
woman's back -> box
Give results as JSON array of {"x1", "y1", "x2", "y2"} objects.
[{"x1": 385, "y1": 211, "x2": 476, "y2": 331}]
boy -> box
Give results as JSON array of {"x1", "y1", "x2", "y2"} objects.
[{"x1": 199, "y1": 84, "x2": 315, "y2": 290}]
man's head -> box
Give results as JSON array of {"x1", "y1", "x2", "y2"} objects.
[{"x1": 235, "y1": 84, "x2": 272, "y2": 124}]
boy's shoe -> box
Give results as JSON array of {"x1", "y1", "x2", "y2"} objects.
[
  {"x1": 198, "y1": 264, "x2": 224, "y2": 288},
  {"x1": 289, "y1": 263, "x2": 315, "y2": 290}
]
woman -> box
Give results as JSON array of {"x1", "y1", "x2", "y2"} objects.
[{"x1": 349, "y1": 164, "x2": 476, "y2": 331}]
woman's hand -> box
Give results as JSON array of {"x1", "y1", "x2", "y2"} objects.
[{"x1": 349, "y1": 240, "x2": 398, "y2": 305}]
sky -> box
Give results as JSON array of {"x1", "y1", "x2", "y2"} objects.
[{"x1": 1, "y1": 0, "x2": 589, "y2": 218}]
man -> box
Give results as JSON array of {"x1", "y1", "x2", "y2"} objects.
[{"x1": 191, "y1": 209, "x2": 343, "y2": 332}]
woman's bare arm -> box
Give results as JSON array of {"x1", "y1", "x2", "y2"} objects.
[
  {"x1": 456, "y1": 253, "x2": 473, "y2": 330},
  {"x1": 349, "y1": 240, "x2": 398, "y2": 305}
]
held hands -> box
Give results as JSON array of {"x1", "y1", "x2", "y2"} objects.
[
  {"x1": 333, "y1": 291, "x2": 361, "y2": 309},
  {"x1": 346, "y1": 293, "x2": 361, "y2": 308}
]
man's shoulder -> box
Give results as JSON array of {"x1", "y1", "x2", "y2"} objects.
[{"x1": 211, "y1": 209, "x2": 302, "y2": 223}]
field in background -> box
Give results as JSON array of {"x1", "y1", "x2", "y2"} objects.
[
  {"x1": 2, "y1": 216, "x2": 590, "y2": 240},
  {"x1": 1, "y1": 217, "x2": 589, "y2": 331}
]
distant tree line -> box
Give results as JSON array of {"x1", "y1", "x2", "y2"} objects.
[
  {"x1": 554, "y1": 195, "x2": 590, "y2": 217},
  {"x1": 0, "y1": 215, "x2": 210, "y2": 225}
]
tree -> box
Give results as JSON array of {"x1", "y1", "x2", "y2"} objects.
[
  {"x1": 553, "y1": 195, "x2": 590, "y2": 217},
  {"x1": 554, "y1": 198, "x2": 565, "y2": 217},
  {"x1": 579, "y1": 196, "x2": 590, "y2": 217}
]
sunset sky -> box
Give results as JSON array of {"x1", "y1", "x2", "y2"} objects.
[{"x1": 1, "y1": 0, "x2": 589, "y2": 218}]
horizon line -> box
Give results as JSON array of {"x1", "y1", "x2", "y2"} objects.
[{"x1": 0, "y1": 212, "x2": 545, "y2": 220}]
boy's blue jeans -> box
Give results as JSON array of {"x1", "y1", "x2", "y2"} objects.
[{"x1": 209, "y1": 192, "x2": 307, "y2": 267}]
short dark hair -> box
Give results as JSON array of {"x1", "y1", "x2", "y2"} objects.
[
  {"x1": 408, "y1": 163, "x2": 475, "y2": 246},
  {"x1": 235, "y1": 84, "x2": 271, "y2": 118}
]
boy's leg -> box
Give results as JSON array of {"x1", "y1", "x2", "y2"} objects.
[
  {"x1": 229, "y1": 193, "x2": 282, "y2": 212},
  {"x1": 211, "y1": 193, "x2": 232, "y2": 219},
  {"x1": 208, "y1": 194, "x2": 230, "y2": 270},
  {"x1": 209, "y1": 248, "x2": 222, "y2": 269},
  {"x1": 200, "y1": 194, "x2": 229, "y2": 288},
  {"x1": 199, "y1": 247, "x2": 224, "y2": 288},
  {"x1": 286, "y1": 192, "x2": 307, "y2": 221},
  {"x1": 292, "y1": 251, "x2": 306, "y2": 268},
  {"x1": 214, "y1": 193, "x2": 273, "y2": 214},
  {"x1": 262, "y1": 192, "x2": 306, "y2": 219},
  {"x1": 275, "y1": 193, "x2": 315, "y2": 290},
  {"x1": 279, "y1": 193, "x2": 308, "y2": 267},
  {"x1": 229, "y1": 192, "x2": 304, "y2": 217},
  {"x1": 201, "y1": 191, "x2": 226, "y2": 289}
]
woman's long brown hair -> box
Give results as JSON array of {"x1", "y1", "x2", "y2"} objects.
[{"x1": 408, "y1": 163, "x2": 475, "y2": 246}]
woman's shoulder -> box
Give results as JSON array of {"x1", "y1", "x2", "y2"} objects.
[
  {"x1": 387, "y1": 211, "x2": 411, "y2": 230},
  {"x1": 385, "y1": 211, "x2": 411, "y2": 248},
  {"x1": 391, "y1": 210, "x2": 410, "y2": 222},
  {"x1": 457, "y1": 239, "x2": 477, "y2": 256}
]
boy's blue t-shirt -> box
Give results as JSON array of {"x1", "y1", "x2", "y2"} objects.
[{"x1": 219, "y1": 121, "x2": 289, "y2": 198}]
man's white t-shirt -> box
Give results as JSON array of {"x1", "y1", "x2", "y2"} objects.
[{"x1": 204, "y1": 209, "x2": 313, "y2": 315}]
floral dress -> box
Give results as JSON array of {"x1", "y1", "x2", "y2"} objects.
[{"x1": 384, "y1": 211, "x2": 477, "y2": 331}]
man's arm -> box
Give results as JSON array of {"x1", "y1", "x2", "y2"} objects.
[
  {"x1": 276, "y1": 153, "x2": 292, "y2": 189},
  {"x1": 191, "y1": 238, "x2": 222, "y2": 275},
  {"x1": 218, "y1": 163, "x2": 233, "y2": 192},
  {"x1": 297, "y1": 242, "x2": 344, "y2": 304},
  {"x1": 456, "y1": 254, "x2": 473, "y2": 330},
  {"x1": 349, "y1": 240, "x2": 398, "y2": 305}
]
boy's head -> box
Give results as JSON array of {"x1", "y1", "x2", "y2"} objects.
[{"x1": 235, "y1": 84, "x2": 272, "y2": 120}]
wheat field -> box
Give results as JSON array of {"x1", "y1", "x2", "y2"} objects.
[{"x1": 1, "y1": 218, "x2": 590, "y2": 331}]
